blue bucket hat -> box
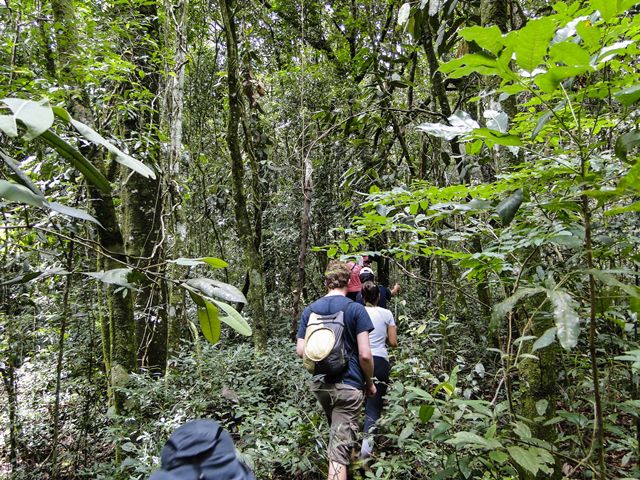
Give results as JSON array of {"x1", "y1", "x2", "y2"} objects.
[{"x1": 149, "y1": 419, "x2": 255, "y2": 480}]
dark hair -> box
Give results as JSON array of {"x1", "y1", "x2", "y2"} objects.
[
  {"x1": 361, "y1": 281, "x2": 379, "y2": 306},
  {"x1": 324, "y1": 261, "x2": 351, "y2": 289}
]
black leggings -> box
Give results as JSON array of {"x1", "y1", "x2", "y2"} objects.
[{"x1": 363, "y1": 356, "x2": 391, "y2": 434}]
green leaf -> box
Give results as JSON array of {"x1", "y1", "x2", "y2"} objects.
[
  {"x1": 507, "y1": 446, "x2": 543, "y2": 475},
  {"x1": 605, "y1": 200, "x2": 640, "y2": 216},
  {"x1": 489, "y1": 450, "x2": 509, "y2": 464},
  {"x1": 419, "y1": 405, "x2": 435, "y2": 423},
  {"x1": 592, "y1": 0, "x2": 619, "y2": 21},
  {"x1": 532, "y1": 111, "x2": 553, "y2": 139},
  {"x1": 446, "y1": 431, "x2": 502, "y2": 450},
  {"x1": 532, "y1": 327, "x2": 557, "y2": 352},
  {"x1": 185, "y1": 278, "x2": 247, "y2": 303},
  {"x1": 615, "y1": 85, "x2": 640, "y2": 106},
  {"x1": 198, "y1": 301, "x2": 221, "y2": 344},
  {"x1": 615, "y1": 130, "x2": 640, "y2": 162},
  {"x1": 70, "y1": 118, "x2": 156, "y2": 179},
  {"x1": 513, "y1": 17, "x2": 556, "y2": 72},
  {"x1": 188, "y1": 290, "x2": 206, "y2": 307},
  {"x1": 2, "y1": 98, "x2": 54, "y2": 141},
  {"x1": 0, "y1": 149, "x2": 44, "y2": 195},
  {"x1": 535, "y1": 66, "x2": 590, "y2": 93},
  {"x1": 536, "y1": 399, "x2": 549, "y2": 416},
  {"x1": 439, "y1": 53, "x2": 499, "y2": 78},
  {"x1": 459, "y1": 25, "x2": 504, "y2": 55},
  {"x1": 201, "y1": 257, "x2": 229, "y2": 268},
  {"x1": 472, "y1": 128, "x2": 522, "y2": 146},
  {"x1": 546, "y1": 288, "x2": 580, "y2": 350},
  {"x1": 496, "y1": 189, "x2": 524, "y2": 225},
  {"x1": 211, "y1": 299, "x2": 252, "y2": 336},
  {"x1": 52, "y1": 106, "x2": 71, "y2": 123},
  {"x1": 39, "y1": 129, "x2": 111, "y2": 193},
  {"x1": 549, "y1": 41, "x2": 591, "y2": 67},
  {"x1": 0, "y1": 179, "x2": 44, "y2": 207}
]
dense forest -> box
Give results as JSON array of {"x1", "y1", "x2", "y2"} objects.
[{"x1": 1, "y1": 0, "x2": 640, "y2": 478}]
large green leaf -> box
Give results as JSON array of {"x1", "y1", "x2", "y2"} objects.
[
  {"x1": 532, "y1": 327, "x2": 557, "y2": 352},
  {"x1": 614, "y1": 85, "x2": 640, "y2": 106},
  {"x1": 496, "y1": 189, "x2": 524, "y2": 225},
  {"x1": 546, "y1": 288, "x2": 580, "y2": 350},
  {"x1": 170, "y1": 257, "x2": 229, "y2": 268},
  {"x1": 615, "y1": 130, "x2": 640, "y2": 162},
  {"x1": 459, "y1": 26, "x2": 504, "y2": 55},
  {"x1": 535, "y1": 66, "x2": 590, "y2": 93},
  {"x1": 197, "y1": 301, "x2": 221, "y2": 344},
  {"x1": 0, "y1": 149, "x2": 44, "y2": 195},
  {"x1": 439, "y1": 53, "x2": 499, "y2": 78},
  {"x1": 211, "y1": 299, "x2": 252, "y2": 336},
  {"x1": 0, "y1": 179, "x2": 44, "y2": 207},
  {"x1": 472, "y1": 128, "x2": 522, "y2": 146},
  {"x1": 185, "y1": 278, "x2": 247, "y2": 303},
  {"x1": 39, "y1": 129, "x2": 111, "y2": 193},
  {"x1": 507, "y1": 446, "x2": 546, "y2": 475},
  {"x1": 491, "y1": 287, "x2": 544, "y2": 332},
  {"x1": 549, "y1": 41, "x2": 590, "y2": 67},
  {"x1": 2, "y1": 98, "x2": 54, "y2": 141},
  {"x1": 70, "y1": 118, "x2": 156, "y2": 179},
  {"x1": 511, "y1": 17, "x2": 555, "y2": 72}
]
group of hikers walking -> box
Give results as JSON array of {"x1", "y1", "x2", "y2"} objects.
[
  {"x1": 297, "y1": 257, "x2": 400, "y2": 480},
  {"x1": 149, "y1": 257, "x2": 400, "y2": 480}
]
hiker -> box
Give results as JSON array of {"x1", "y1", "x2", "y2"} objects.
[
  {"x1": 296, "y1": 260, "x2": 376, "y2": 480},
  {"x1": 358, "y1": 281, "x2": 398, "y2": 460},
  {"x1": 148, "y1": 419, "x2": 255, "y2": 480},
  {"x1": 355, "y1": 264, "x2": 400, "y2": 309},
  {"x1": 345, "y1": 259, "x2": 363, "y2": 301}
]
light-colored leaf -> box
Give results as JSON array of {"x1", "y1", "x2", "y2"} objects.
[
  {"x1": 2, "y1": 98, "x2": 54, "y2": 141},
  {"x1": 417, "y1": 111, "x2": 479, "y2": 141},
  {"x1": 536, "y1": 399, "x2": 549, "y2": 416},
  {"x1": 186, "y1": 277, "x2": 247, "y2": 303},
  {"x1": 483, "y1": 110, "x2": 508, "y2": 133},
  {"x1": 0, "y1": 179, "x2": 44, "y2": 207},
  {"x1": 70, "y1": 118, "x2": 156, "y2": 179},
  {"x1": 84, "y1": 268, "x2": 137, "y2": 289},
  {"x1": 211, "y1": 299, "x2": 252, "y2": 336},
  {"x1": 532, "y1": 327, "x2": 557, "y2": 352},
  {"x1": 0, "y1": 150, "x2": 43, "y2": 195},
  {"x1": 397, "y1": 3, "x2": 411, "y2": 25},
  {"x1": 546, "y1": 288, "x2": 580, "y2": 350},
  {"x1": 198, "y1": 301, "x2": 221, "y2": 344},
  {"x1": 428, "y1": 0, "x2": 443, "y2": 16},
  {"x1": 0, "y1": 115, "x2": 17, "y2": 137},
  {"x1": 44, "y1": 201, "x2": 102, "y2": 226}
]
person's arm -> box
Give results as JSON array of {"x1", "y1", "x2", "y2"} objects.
[
  {"x1": 357, "y1": 331, "x2": 376, "y2": 397},
  {"x1": 296, "y1": 337, "x2": 305, "y2": 358},
  {"x1": 387, "y1": 325, "x2": 398, "y2": 348},
  {"x1": 390, "y1": 283, "x2": 400, "y2": 296}
]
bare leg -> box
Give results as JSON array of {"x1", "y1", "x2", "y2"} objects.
[{"x1": 328, "y1": 460, "x2": 347, "y2": 480}]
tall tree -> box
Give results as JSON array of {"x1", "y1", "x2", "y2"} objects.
[{"x1": 219, "y1": 0, "x2": 268, "y2": 350}]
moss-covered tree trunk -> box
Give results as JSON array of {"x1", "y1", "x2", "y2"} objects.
[
  {"x1": 219, "y1": 0, "x2": 267, "y2": 350},
  {"x1": 121, "y1": 2, "x2": 167, "y2": 375},
  {"x1": 50, "y1": 0, "x2": 136, "y2": 407}
]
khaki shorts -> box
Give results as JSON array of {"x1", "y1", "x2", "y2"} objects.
[{"x1": 310, "y1": 381, "x2": 364, "y2": 465}]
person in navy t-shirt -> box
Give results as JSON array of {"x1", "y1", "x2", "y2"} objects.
[{"x1": 296, "y1": 261, "x2": 375, "y2": 480}]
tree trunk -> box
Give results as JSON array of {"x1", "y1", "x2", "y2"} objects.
[
  {"x1": 50, "y1": 0, "x2": 137, "y2": 410},
  {"x1": 219, "y1": 0, "x2": 267, "y2": 351},
  {"x1": 121, "y1": 2, "x2": 167, "y2": 375}
]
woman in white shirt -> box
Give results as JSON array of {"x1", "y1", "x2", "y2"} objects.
[{"x1": 359, "y1": 281, "x2": 397, "y2": 459}]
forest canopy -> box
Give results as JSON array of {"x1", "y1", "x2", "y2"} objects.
[{"x1": 1, "y1": 0, "x2": 640, "y2": 478}]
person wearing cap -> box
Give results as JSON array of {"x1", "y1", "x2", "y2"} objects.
[
  {"x1": 355, "y1": 267, "x2": 400, "y2": 309},
  {"x1": 148, "y1": 419, "x2": 255, "y2": 480},
  {"x1": 296, "y1": 260, "x2": 376, "y2": 480},
  {"x1": 358, "y1": 281, "x2": 398, "y2": 460}
]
